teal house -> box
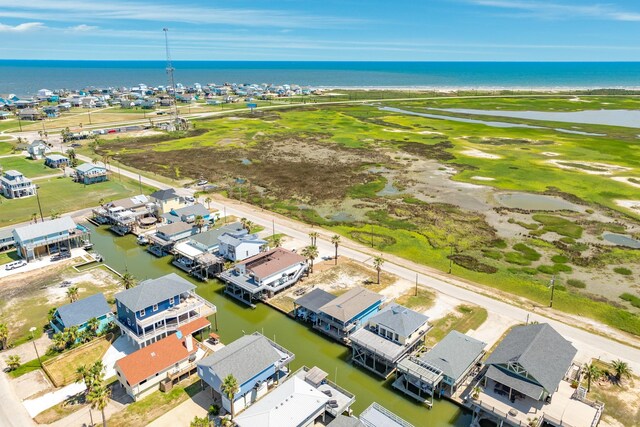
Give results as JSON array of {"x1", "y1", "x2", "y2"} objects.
[
  {"x1": 50, "y1": 293, "x2": 114, "y2": 334},
  {"x1": 74, "y1": 163, "x2": 108, "y2": 184}
]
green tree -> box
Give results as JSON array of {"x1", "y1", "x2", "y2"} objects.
[
  {"x1": 120, "y1": 271, "x2": 136, "y2": 289},
  {"x1": 331, "y1": 234, "x2": 341, "y2": 265},
  {"x1": 0, "y1": 323, "x2": 8, "y2": 350},
  {"x1": 221, "y1": 374, "x2": 239, "y2": 419},
  {"x1": 5, "y1": 355, "x2": 21, "y2": 371},
  {"x1": 271, "y1": 235, "x2": 282, "y2": 248},
  {"x1": 194, "y1": 215, "x2": 206, "y2": 233},
  {"x1": 87, "y1": 384, "x2": 110, "y2": 427},
  {"x1": 47, "y1": 307, "x2": 57, "y2": 322},
  {"x1": 373, "y1": 255, "x2": 385, "y2": 284},
  {"x1": 50, "y1": 210, "x2": 60, "y2": 219},
  {"x1": 66, "y1": 286, "x2": 79, "y2": 303},
  {"x1": 52, "y1": 332, "x2": 66, "y2": 351},
  {"x1": 244, "y1": 220, "x2": 255, "y2": 233},
  {"x1": 582, "y1": 363, "x2": 601, "y2": 393},
  {"x1": 611, "y1": 359, "x2": 632, "y2": 383},
  {"x1": 301, "y1": 245, "x2": 318, "y2": 274},
  {"x1": 308, "y1": 232, "x2": 319, "y2": 246},
  {"x1": 190, "y1": 415, "x2": 210, "y2": 427},
  {"x1": 204, "y1": 197, "x2": 212, "y2": 209},
  {"x1": 87, "y1": 317, "x2": 101, "y2": 335}
]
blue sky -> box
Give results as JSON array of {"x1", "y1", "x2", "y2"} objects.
[{"x1": 0, "y1": 0, "x2": 639, "y2": 61}]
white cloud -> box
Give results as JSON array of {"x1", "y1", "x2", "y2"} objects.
[
  {"x1": 68, "y1": 24, "x2": 98, "y2": 31},
  {"x1": 0, "y1": 21, "x2": 44, "y2": 32},
  {"x1": 469, "y1": 0, "x2": 640, "y2": 21}
]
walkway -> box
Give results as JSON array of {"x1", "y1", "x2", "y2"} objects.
[{"x1": 147, "y1": 389, "x2": 213, "y2": 427}]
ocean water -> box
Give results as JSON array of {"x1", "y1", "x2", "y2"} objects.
[{"x1": 1, "y1": 60, "x2": 640, "y2": 96}]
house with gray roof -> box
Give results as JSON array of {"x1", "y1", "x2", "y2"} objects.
[
  {"x1": 350, "y1": 303, "x2": 431, "y2": 378},
  {"x1": 217, "y1": 230, "x2": 267, "y2": 262},
  {"x1": 394, "y1": 331, "x2": 486, "y2": 404},
  {"x1": 147, "y1": 221, "x2": 197, "y2": 257},
  {"x1": 294, "y1": 288, "x2": 336, "y2": 322},
  {"x1": 12, "y1": 216, "x2": 89, "y2": 261},
  {"x1": 149, "y1": 188, "x2": 186, "y2": 214},
  {"x1": 50, "y1": 293, "x2": 114, "y2": 335},
  {"x1": 197, "y1": 332, "x2": 294, "y2": 416},
  {"x1": 44, "y1": 154, "x2": 69, "y2": 168},
  {"x1": 114, "y1": 273, "x2": 216, "y2": 348},
  {"x1": 27, "y1": 140, "x2": 47, "y2": 159},
  {"x1": 74, "y1": 163, "x2": 107, "y2": 184},
  {"x1": 0, "y1": 169, "x2": 36, "y2": 199},
  {"x1": 471, "y1": 324, "x2": 602, "y2": 427}
]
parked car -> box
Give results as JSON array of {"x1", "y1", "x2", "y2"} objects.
[
  {"x1": 70, "y1": 143, "x2": 82, "y2": 147},
  {"x1": 5, "y1": 260, "x2": 27, "y2": 271},
  {"x1": 197, "y1": 180, "x2": 208, "y2": 186},
  {"x1": 185, "y1": 196, "x2": 196, "y2": 203}
]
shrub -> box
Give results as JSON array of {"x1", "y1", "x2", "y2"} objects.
[
  {"x1": 613, "y1": 267, "x2": 632, "y2": 276},
  {"x1": 482, "y1": 249, "x2": 502, "y2": 260},
  {"x1": 513, "y1": 243, "x2": 541, "y2": 261},
  {"x1": 448, "y1": 255, "x2": 498, "y2": 274},
  {"x1": 537, "y1": 264, "x2": 572, "y2": 274},
  {"x1": 567, "y1": 279, "x2": 586, "y2": 289},
  {"x1": 620, "y1": 293, "x2": 640, "y2": 308},
  {"x1": 505, "y1": 252, "x2": 531, "y2": 266},
  {"x1": 551, "y1": 255, "x2": 569, "y2": 264}
]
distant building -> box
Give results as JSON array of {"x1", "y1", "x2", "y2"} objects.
[
  {"x1": 217, "y1": 230, "x2": 267, "y2": 262},
  {"x1": 147, "y1": 221, "x2": 197, "y2": 257},
  {"x1": 149, "y1": 188, "x2": 186, "y2": 215},
  {"x1": 162, "y1": 203, "x2": 213, "y2": 226},
  {"x1": 18, "y1": 108, "x2": 43, "y2": 121},
  {"x1": 0, "y1": 170, "x2": 36, "y2": 199},
  {"x1": 74, "y1": 163, "x2": 108, "y2": 184},
  {"x1": 27, "y1": 140, "x2": 48, "y2": 160},
  {"x1": 50, "y1": 293, "x2": 114, "y2": 335},
  {"x1": 44, "y1": 154, "x2": 69, "y2": 168},
  {"x1": 12, "y1": 216, "x2": 89, "y2": 261}
]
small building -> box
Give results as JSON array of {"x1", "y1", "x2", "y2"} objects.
[
  {"x1": 12, "y1": 216, "x2": 89, "y2": 261},
  {"x1": 309, "y1": 287, "x2": 384, "y2": 343},
  {"x1": 0, "y1": 228, "x2": 15, "y2": 251},
  {"x1": 114, "y1": 273, "x2": 216, "y2": 348},
  {"x1": 44, "y1": 154, "x2": 69, "y2": 168},
  {"x1": 0, "y1": 170, "x2": 37, "y2": 199},
  {"x1": 163, "y1": 203, "x2": 213, "y2": 226},
  {"x1": 471, "y1": 323, "x2": 603, "y2": 427},
  {"x1": 394, "y1": 331, "x2": 486, "y2": 405},
  {"x1": 147, "y1": 221, "x2": 197, "y2": 257},
  {"x1": 74, "y1": 163, "x2": 108, "y2": 184},
  {"x1": 233, "y1": 366, "x2": 356, "y2": 427},
  {"x1": 27, "y1": 140, "x2": 48, "y2": 160},
  {"x1": 350, "y1": 304, "x2": 430, "y2": 378},
  {"x1": 197, "y1": 332, "x2": 295, "y2": 415},
  {"x1": 50, "y1": 293, "x2": 114, "y2": 334},
  {"x1": 220, "y1": 248, "x2": 308, "y2": 306},
  {"x1": 18, "y1": 108, "x2": 43, "y2": 121},
  {"x1": 149, "y1": 188, "x2": 186, "y2": 215},
  {"x1": 218, "y1": 231, "x2": 268, "y2": 262},
  {"x1": 42, "y1": 106, "x2": 60, "y2": 118},
  {"x1": 0, "y1": 111, "x2": 10, "y2": 120},
  {"x1": 294, "y1": 288, "x2": 337, "y2": 323},
  {"x1": 115, "y1": 320, "x2": 208, "y2": 401},
  {"x1": 358, "y1": 402, "x2": 415, "y2": 427}
]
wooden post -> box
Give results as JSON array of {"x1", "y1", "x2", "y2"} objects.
[{"x1": 214, "y1": 312, "x2": 219, "y2": 331}]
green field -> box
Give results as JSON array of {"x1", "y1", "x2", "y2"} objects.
[
  {"x1": 96, "y1": 94, "x2": 640, "y2": 335},
  {"x1": 0, "y1": 155, "x2": 62, "y2": 178}
]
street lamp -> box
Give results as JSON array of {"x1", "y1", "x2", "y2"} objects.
[{"x1": 29, "y1": 326, "x2": 42, "y2": 367}]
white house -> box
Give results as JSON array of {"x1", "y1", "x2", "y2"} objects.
[{"x1": 217, "y1": 231, "x2": 267, "y2": 262}]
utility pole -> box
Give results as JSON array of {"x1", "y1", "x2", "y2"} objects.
[
  {"x1": 35, "y1": 186, "x2": 44, "y2": 222},
  {"x1": 415, "y1": 273, "x2": 418, "y2": 296},
  {"x1": 29, "y1": 327, "x2": 42, "y2": 367},
  {"x1": 163, "y1": 28, "x2": 179, "y2": 123},
  {"x1": 548, "y1": 275, "x2": 556, "y2": 308},
  {"x1": 448, "y1": 243, "x2": 454, "y2": 274}
]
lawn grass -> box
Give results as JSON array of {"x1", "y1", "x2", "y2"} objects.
[
  {"x1": 108, "y1": 377, "x2": 200, "y2": 427},
  {"x1": 395, "y1": 288, "x2": 436, "y2": 312},
  {"x1": 620, "y1": 293, "x2": 640, "y2": 309},
  {"x1": 43, "y1": 337, "x2": 111, "y2": 386},
  {"x1": 7, "y1": 352, "x2": 55, "y2": 378},
  {"x1": 425, "y1": 305, "x2": 488, "y2": 347},
  {"x1": 0, "y1": 174, "x2": 155, "y2": 226},
  {"x1": 0, "y1": 155, "x2": 60, "y2": 178},
  {"x1": 0, "y1": 250, "x2": 19, "y2": 265}
]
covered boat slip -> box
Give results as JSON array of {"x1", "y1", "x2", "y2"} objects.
[
  {"x1": 220, "y1": 272, "x2": 264, "y2": 308},
  {"x1": 172, "y1": 241, "x2": 223, "y2": 280},
  {"x1": 393, "y1": 355, "x2": 444, "y2": 407}
]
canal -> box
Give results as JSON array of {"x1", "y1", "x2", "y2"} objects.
[{"x1": 88, "y1": 223, "x2": 471, "y2": 426}]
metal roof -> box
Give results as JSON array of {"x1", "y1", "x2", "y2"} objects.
[
  {"x1": 359, "y1": 402, "x2": 415, "y2": 427},
  {"x1": 294, "y1": 288, "x2": 336, "y2": 313},
  {"x1": 328, "y1": 416, "x2": 366, "y2": 427},
  {"x1": 75, "y1": 163, "x2": 106, "y2": 173},
  {"x1": 56, "y1": 293, "x2": 111, "y2": 328},
  {"x1": 319, "y1": 287, "x2": 383, "y2": 323},
  {"x1": 485, "y1": 365, "x2": 545, "y2": 400},
  {"x1": 350, "y1": 328, "x2": 408, "y2": 362},
  {"x1": 368, "y1": 303, "x2": 428, "y2": 338},
  {"x1": 418, "y1": 330, "x2": 486, "y2": 381},
  {"x1": 171, "y1": 203, "x2": 209, "y2": 218},
  {"x1": 189, "y1": 222, "x2": 245, "y2": 248},
  {"x1": 485, "y1": 323, "x2": 576, "y2": 395},
  {"x1": 149, "y1": 188, "x2": 179, "y2": 201},
  {"x1": 13, "y1": 216, "x2": 77, "y2": 242},
  {"x1": 115, "y1": 273, "x2": 195, "y2": 312},
  {"x1": 45, "y1": 154, "x2": 68, "y2": 161},
  {"x1": 197, "y1": 333, "x2": 284, "y2": 386}
]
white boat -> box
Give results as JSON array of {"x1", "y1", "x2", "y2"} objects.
[{"x1": 136, "y1": 235, "x2": 149, "y2": 245}]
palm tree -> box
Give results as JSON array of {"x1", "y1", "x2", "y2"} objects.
[
  {"x1": 240, "y1": 217, "x2": 248, "y2": 230},
  {"x1": 373, "y1": 255, "x2": 385, "y2": 284},
  {"x1": 66, "y1": 326, "x2": 80, "y2": 344},
  {"x1": 66, "y1": 286, "x2": 79, "y2": 303},
  {"x1": 194, "y1": 215, "x2": 206, "y2": 233},
  {"x1": 331, "y1": 235, "x2": 341, "y2": 265},
  {"x1": 308, "y1": 232, "x2": 319, "y2": 246},
  {"x1": 190, "y1": 416, "x2": 210, "y2": 427},
  {"x1": 5, "y1": 355, "x2": 21, "y2": 371},
  {"x1": 50, "y1": 210, "x2": 60, "y2": 219},
  {"x1": 0, "y1": 322, "x2": 8, "y2": 350},
  {"x1": 301, "y1": 245, "x2": 318, "y2": 274},
  {"x1": 101, "y1": 154, "x2": 111, "y2": 171},
  {"x1": 221, "y1": 374, "x2": 239, "y2": 419},
  {"x1": 244, "y1": 220, "x2": 255, "y2": 233},
  {"x1": 271, "y1": 235, "x2": 283, "y2": 248},
  {"x1": 582, "y1": 363, "x2": 601, "y2": 392},
  {"x1": 119, "y1": 271, "x2": 136, "y2": 289},
  {"x1": 87, "y1": 384, "x2": 110, "y2": 427},
  {"x1": 52, "y1": 332, "x2": 66, "y2": 351},
  {"x1": 87, "y1": 317, "x2": 101, "y2": 335},
  {"x1": 204, "y1": 197, "x2": 212, "y2": 209},
  {"x1": 611, "y1": 359, "x2": 632, "y2": 383}
]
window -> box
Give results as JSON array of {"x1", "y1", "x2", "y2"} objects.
[
  {"x1": 169, "y1": 297, "x2": 174, "y2": 305},
  {"x1": 153, "y1": 304, "x2": 158, "y2": 312},
  {"x1": 139, "y1": 309, "x2": 146, "y2": 317},
  {"x1": 127, "y1": 318, "x2": 131, "y2": 326}
]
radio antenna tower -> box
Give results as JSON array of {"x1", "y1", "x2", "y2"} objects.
[{"x1": 163, "y1": 28, "x2": 179, "y2": 120}]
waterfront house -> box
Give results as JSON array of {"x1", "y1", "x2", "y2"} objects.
[
  {"x1": 0, "y1": 170, "x2": 37, "y2": 199},
  {"x1": 197, "y1": 332, "x2": 295, "y2": 415},
  {"x1": 115, "y1": 319, "x2": 209, "y2": 401},
  {"x1": 74, "y1": 163, "x2": 108, "y2": 184},
  {"x1": 350, "y1": 303, "x2": 430, "y2": 378},
  {"x1": 308, "y1": 287, "x2": 384, "y2": 343},
  {"x1": 358, "y1": 402, "x2": 415, "y2": 427},
  {"x1": 162, "y1": 203, "x2": 213, "y2": 226},
  {"x1": 147, "y1": 221, "x2": 197, "y2": 257},
  {"x1": 471, "y1": 323, "x2": 603, "y2": 427},
  {"x1": 233, "y1": 366, "x2": 356, "y2": 427},
  {"x1": 394, "y1": 331, "x2": 486, "y2": 405},
  {"x1": 114, "y1": 273, "x2": 216, "y2": 348},
  {"x1": 217, "y1": 230, "x2": 267, "y2": 262},
  {"x1": 294, "y1": 289, "x2": 337, "y2": 322},
  {"x1": 220, "y1": 248, "x2": 308, "y2": 306},
  {"x1": 149, "y1": 188, "x2": 186, "y2": 215},
  {"x1": 50, "y1": 293, "x2": 114, "y2": 334},
  {"x1": 18, "y1": 108, "x2": 42, "y2": 121},
  {"x1": 44, "y1": 154, "x2": 69, "y2": 168},
  {"x1": 42, "y1": 105, "x2": 60, "y2": 118},
  {"x1": 93, "y1": 194, "x2": 154, "y2": 235},
  {"x1": 12, "y1": 216, "x2": 90, "y2": 261},
  {"x1": 27, "y1": 140, "x2": 48, "y2": 160},
  {"x1": 0, "y1": 228, "x2": 14, "y2": 251}
]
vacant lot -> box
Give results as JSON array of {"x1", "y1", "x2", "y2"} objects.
[{"x1": 44, "y1": 337, "x2": 112, "y2": 386}]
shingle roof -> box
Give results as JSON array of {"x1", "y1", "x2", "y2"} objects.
[
  {"x1": 172, "y1": 203, "x2": 209, "y2": 218},
  {"x1": 319, "y1": 287, "x2": 383, "y2": 323},
  {"x1": 418, "y1": 330, "x2": 486, "y2": 381},
  {"x1": 149, "y1": 188, "x2": 179, "y2": 201},
  {"x1": 157, "y1": 221, "x2": 193, "y2": 236},
  {"x1": 218, "y1": 233, "x2": 266, "y2": 248},
  {"x1": 485, "y1": 365, "x2": 544, "y2": 400},
  {"x1": 116, "y1": 332, "x2": 196, "y2": 386},
  {"x1": 56, "y1": 293, "x2": 111, "y2": 328},
  {"x1": 189, "y1": 222, "x2": 245, "y2": 248},
  {"x1": 115, "y1": 273, "x2": 195, "y2": 312},
  {"x1": 485, "y1": 323, "x2": 576, "y2": 394},
  {"x1": 328, "y1": 415, "x2": 365, "y2": 427},
  {"x1": 241, "y1": 248, "x2": 306, "y2": 280},
  {"x1": 294, "y1": 288, "x2": 336, "y2": 313},
  {"x1": 197, "y1": 334, "x2": 282, "y2": 385},
  {"x1": 369, "y1": 303, "x2": 428, "y2": 338},
  {"x1": 13, "y1": 216, "x2": 76, "y2": 242}
]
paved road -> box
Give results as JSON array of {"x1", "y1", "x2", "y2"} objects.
[
  {"x1": 0, "y1": 369, "x2": 35, "y2": 427},
  {"x1": 70, "y1": 154, "x2": 640, "y2": 372}
]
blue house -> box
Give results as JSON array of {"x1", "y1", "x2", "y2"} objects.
[
  {"x1": 12, "y1": 216, "x2": 90, "y2": 261},
  {"x1": 197, "y1": 333, "x2": 294, "y2": 415},
  {"x1": 44, "y1": 154, "x2": 69, "y2": 168},
  {"x1": 50, "y1": 293, "x2": 114, "y2": 335},
  {"x1": 114, "y1": 273, "x2": 216, "y2": 348},
  {"x1": 147, "y1": 221, "x2": 197, "y2": 257},
  {"x1": 74, "y1": 163, "x2": 108, "y2": 184},
  {"x1": 162, "y1": 203, "x2": 213, "y2": 225}
]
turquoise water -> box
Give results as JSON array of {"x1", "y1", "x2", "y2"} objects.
[{"x1": 2, "y1": 60, "x2": 640, "y2": 96}]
